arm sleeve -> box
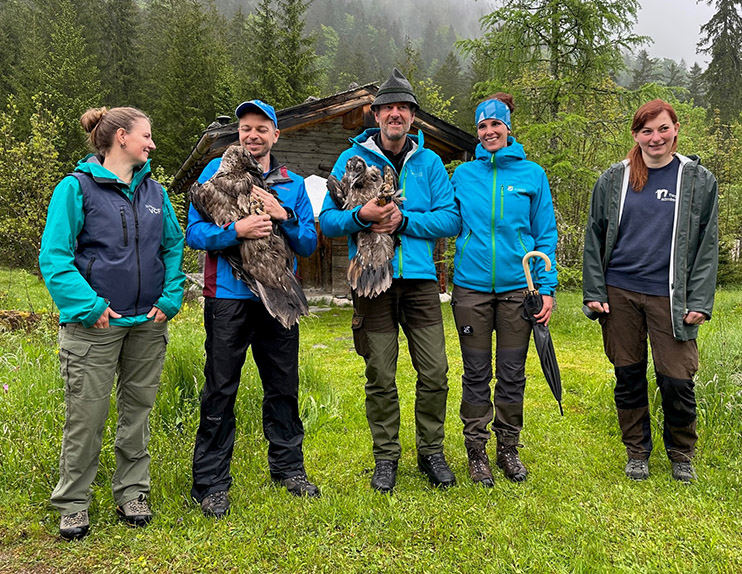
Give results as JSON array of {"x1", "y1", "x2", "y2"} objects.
[
  {"x1": 582, "y1": 175, "x2": 609, "y2": 305},
  {"x1": 153, "y1": 188, "x2": 186, "y2": 319},
  {"x1": 38, "y1": 177, "x2": 109, "y2": 327},
  {"x1": 685, "y1": 173, "x2": 719, "y2": 318},
  {"x1": 397, "y1": 154, "x2": 460, "y2": 239},
  {"x1": 529, "y1": 169, "x2": 559, "y2": 295},
  {"x1": 185, "y1": 159, "x2": 241, "y2": 251},
  {"x1": 278, "y1": 179, "x2": 318, "y2": 257}
]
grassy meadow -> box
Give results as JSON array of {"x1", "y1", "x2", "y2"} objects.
[{"x1": 0, "y1": 267, "x2": 741, "y2": 573}]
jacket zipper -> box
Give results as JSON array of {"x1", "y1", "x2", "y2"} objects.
[
  {"x1": 134, "y1": 205, "x2": 142, "y2": 314},
  {"x1": 491, "y1": 160, "x2": 498, "y2": 291},
  {"x1": 86, "y1": 257, "x2": 96, "y2": 281},
  {"x1": 398, "y1": 167, "x2": 408, "y2": 277},
  {"x1": 456, "y1": 231, "x2": 473, "y2": 270},
  {"x1": 120, "y1": 208, "x2": 129, "y2": 246}
]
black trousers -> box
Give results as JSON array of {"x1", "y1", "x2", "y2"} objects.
[{"x1": 191, "y1": 298, "x2": 304, "y2": 502}]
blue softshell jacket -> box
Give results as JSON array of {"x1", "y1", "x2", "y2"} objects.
[
  {"x1": 318, "y1": 129, "x2": 460, "y2": 280},
  {"x1": 451, "y1": 138, "x2": 558, "y2": 295},
  {"x1": 186, "y1": 155, "x2": 317, "y2": 300}
]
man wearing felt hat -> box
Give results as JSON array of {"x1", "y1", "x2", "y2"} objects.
[
  {"x1": 187, "y1": 99, "x2": 319, "y2": 516},
  {"x1": 320, "y1": 69, "x2": 461, "y2": 493}
]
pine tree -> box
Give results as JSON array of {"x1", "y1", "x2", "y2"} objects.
[
  {"x1": 142, "y1": 0, "x2": 231, "y2": 174},
  {"x1": 40, "y1": 0, "x2": 104, "y2": 165},
  {"x1": 630, "y1": 49, "x2": 660, "y2": 90},
  {"x1": 687, "y1": 62, "x2": 707, "y2": 107},
  {"x1": 698, "y1": 0, "x2": 742, "y2": 122}
]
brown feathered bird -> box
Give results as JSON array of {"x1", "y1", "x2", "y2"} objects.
[
  {"x1": 189, "y1": 145, "x2": 308, "y2": 328},
  {"x1": 327, "y1": 155, "x2": 402, "y2": 298}
]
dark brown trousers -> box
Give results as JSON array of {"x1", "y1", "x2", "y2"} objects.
[
  {"x1": 601, "y1": 285, "x2": 698, "y2": 461},
  {"x1": 452, "y1": 286, "x2": 532, "y2": 446}
]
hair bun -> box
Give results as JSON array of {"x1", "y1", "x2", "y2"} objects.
[{"x1": 79, "y1": 107, "x2": 109, "y2": 133}]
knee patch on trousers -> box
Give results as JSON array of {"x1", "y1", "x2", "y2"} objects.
[
  {"x1": 656, "y1": 373, "x2": 697, "y2": 427},
  {"x1": 614, "y1": 362, "x2": 649, "y2": 409}
]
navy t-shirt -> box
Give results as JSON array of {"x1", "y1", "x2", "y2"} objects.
[{"x1": 605, "y1": 156, "x2": 680, "y2": 297}]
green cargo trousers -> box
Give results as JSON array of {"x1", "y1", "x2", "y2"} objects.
[
  {"x1": 51, "y1": 320, "x2": 168, "y2": 514},
  {"x1": 352, "y1": 279, "x2": 449, "y2": 460}
]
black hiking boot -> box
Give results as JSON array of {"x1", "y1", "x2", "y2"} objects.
[
  {"x1": 201, "y1": 490, "x2": 230, "y2": 518},
  {"x1": 276, "y1": 472, "x2": 321, "y2": 498},
  {"x1": 417, "y1": 452, "x2": 456, "y2": 488},
  {"x1": 371, "y1": 459, "x2": 398, "y2": 493}
]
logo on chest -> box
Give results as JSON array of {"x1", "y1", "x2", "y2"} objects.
[{"x1": 654, "y1": 189, "x2": 676, "y2": 202}]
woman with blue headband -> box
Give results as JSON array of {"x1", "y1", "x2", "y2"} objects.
[{"x1": 451, "y1": 93, "x2": 558, "y2": 485}]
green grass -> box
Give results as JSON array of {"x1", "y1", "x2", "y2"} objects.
[{"x1": 1, "y1": 268, "x2": 741, "y2": 573}]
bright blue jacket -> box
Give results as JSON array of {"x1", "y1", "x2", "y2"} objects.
[
  {"x1": 451, "y1": 138, "x2": 558, "y2": 295},
  {"x1": 186, "y1": 155, "x2": 317, "y2": 300},
  {"x1": 319, "y1": 129, "x2": 459, "y2": 280}
]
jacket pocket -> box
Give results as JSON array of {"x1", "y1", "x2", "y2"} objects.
[
  {"x1": 120, "y1": 208, "x2": 129, "y2": 246},
  {"x1": 85, "y1": 256, "x2": 96, "y2": 282}
]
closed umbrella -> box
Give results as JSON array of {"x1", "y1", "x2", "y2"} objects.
[{"x1": 521, "y1": 251, "x2": 563, "y2": 415}]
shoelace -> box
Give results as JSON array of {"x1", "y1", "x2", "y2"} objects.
[
  {"x1": 208, "y1": 491, "x2": 228, "y2": 506},
  {"x1": 290, "y1": 474, "x2": 312, "y2": 488},
  {"x1": 426, "y1": 454, "x2": 450, "y2": 472},
  {"x1": 499, "y1": 445, "x2": 525, "y2": 466},
  {"x1": 375, "y1": 462, "x2": 395, "y2": 479},
  {"x1": 466, "y1": 448, "x2": 490, "y2": 474},
  {"x1": 62, "y1": 511, "x2": 88, "y2": 527},
  {"x1": 125, "y1": 496, "x2": 151, "y2": 514}
]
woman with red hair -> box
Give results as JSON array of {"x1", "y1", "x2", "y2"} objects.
[{"x1": 583, "y1": 99, "x2": 718, "y2": 483}]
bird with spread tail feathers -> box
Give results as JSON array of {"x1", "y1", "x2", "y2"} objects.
[
  {"x1": 189, "y1": 145, "x2": 308, "y2": 328},
  {"x1": 327, "y1": 155, "x2": 402, "y2": 298}
]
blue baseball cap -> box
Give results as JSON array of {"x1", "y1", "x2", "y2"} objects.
[
  {"x1": 475, "y1": 99, "x2": 511, "y2": 130},
  {"x1": 235, "y1": 99, "x2": 278, "y2": 127}
]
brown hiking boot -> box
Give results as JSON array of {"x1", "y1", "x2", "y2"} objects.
[
  {"x1": 496, "y1": 443, "x2": 527, "y2": 482},
  {"x1": 466, "y1": 443, "x2": 494, "y2": 487}
]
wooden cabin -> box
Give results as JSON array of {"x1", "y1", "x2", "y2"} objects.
[{"x1": 172, "y1": 84, "x2": 478, "y2": 296}]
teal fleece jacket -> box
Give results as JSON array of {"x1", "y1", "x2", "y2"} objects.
[
  {"x1": 39, "y1": 155, "x2": 185, "y2": 327},
  {"x1": 451, "y1": 138, "x2": 558, "y2": 295}
]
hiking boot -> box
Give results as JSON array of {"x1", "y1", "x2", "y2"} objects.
[
  {"x1": 371, "y1": 459, "x2": 398, "y2": 493},
  {"x1": 417, "y1": 452, "x2": 456, "y2": 488},
  {"x1": 59, "y1": 510, "x2": 89, "y2": 541},
  {"x1": 625, "y1": 458, "x2": 649, "y2": 481},
  {"x1": 276, "y1": 472, "x2": 321, "y2": 498},
  {"x1": 116, "y1": 494, "x2": 153, "y2": 527},
  {"x1": 466, "y1": 444, "x2": 494, "y2": 487},
  {"x1": 496, "y1": 443, "x2": 528, "y2": 482},
  {"x1": 201, "y1": 490, "x2": 230, "y2": 518},
  {"x1": 672, "y1": 460, "x2": 697, "y2": 483}
]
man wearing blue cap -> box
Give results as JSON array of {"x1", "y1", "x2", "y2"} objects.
[
  {"x1": 320, "y1": 69, "x2": 460, "y2": 493},
  {"x1": 187, "y1": 100, "x2": 319, "y2": 516}
]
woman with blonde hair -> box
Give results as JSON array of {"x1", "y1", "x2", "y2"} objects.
[
  {"x1": 39, "y1": 106, "x2": 185, "y2": 539},
  {"x1": 583, "y1": 99, "x2": 718, "y2": 483}
]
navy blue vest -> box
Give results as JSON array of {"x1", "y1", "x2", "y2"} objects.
[{"x1": 72, "y1": 172, "x2": 165, "y2": 317}]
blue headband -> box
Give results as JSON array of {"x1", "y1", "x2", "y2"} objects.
[{"x1": 475, "y1": 99, "x2": 511, "y2": 130}]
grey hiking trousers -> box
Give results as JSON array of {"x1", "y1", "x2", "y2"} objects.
[{"x1": 51, "y1": 320, "x2": 168, "y2": 514}]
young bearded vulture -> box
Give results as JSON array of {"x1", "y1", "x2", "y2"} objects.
[
  {"x1": 327, "y1": 155, "x2": 402, "y2": 298},
  {"x1": 189, "y1": 145, "x2": 308, "y2": 328}
]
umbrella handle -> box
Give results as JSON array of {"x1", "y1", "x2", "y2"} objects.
[{"x1": 522, "y1": 251, "x2": 552, "y2": 292}]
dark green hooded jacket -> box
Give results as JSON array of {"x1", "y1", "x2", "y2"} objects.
[{"x1": 583, "y1": 154, "x2": 718, "y2": 341}]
